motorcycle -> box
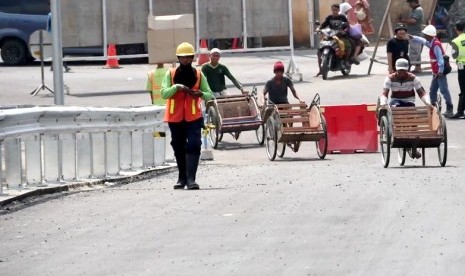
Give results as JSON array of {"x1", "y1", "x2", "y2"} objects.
[
  {"x1": 315, "y1": 25, "x2": 370, "y2": 80},
  {"x1": 316, "y1": 27, "x2": 352, "y2": 80}
]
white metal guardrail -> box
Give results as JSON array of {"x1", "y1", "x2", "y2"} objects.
[{"x1": 0, "y1": 105, "x2": 171, "y2": 195}]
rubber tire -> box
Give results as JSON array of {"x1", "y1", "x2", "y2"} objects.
[
  {"x1": 277, "y1": 142, "x2": 286, "y2": 158},
  {"x1": 321, "y1": 53, "x2": 331, "y2": 80},
  {"x1": 341, "y1": 62, "x2": 351, "y2": 76},
  {"x1": 379, "y1": 116, "x2": 391, "y2": 168},
  {"x1": 316, "y1": 115, "x2": 328, "y2": 159},
  {"x1": 265, "y1": 117, "x2": 277, "y2": 161},
  {"x1": 207, "y1": 107, "x2": 219, "y2": 149},
  {"x1": 1, "y1": 39, "x2": 28, "y2": 65},
  {"x1": 256, "y1": 124, "x2": 265, "y2": 145},
  {"x1": 438, "y1": 115, "x2": 447, "y2": 167}
]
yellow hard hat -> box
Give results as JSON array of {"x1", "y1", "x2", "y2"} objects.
[{"x1": 176, "y1": 42, "x2": 195, "y2": 56}]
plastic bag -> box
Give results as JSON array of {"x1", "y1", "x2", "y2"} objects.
[{"x1": 349, "y1": 24, "x2": 363, "y2": 40}]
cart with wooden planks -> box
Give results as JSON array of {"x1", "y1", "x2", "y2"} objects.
[
  {"x1": 264, "y1": 93, "x2": 328, "y2": 161},
  {"x1": 378, "y1": 104, "x2": 447, "y2": 168},
  {"x1": 205, "y1": 94, "x2": 263, "y2": 149}
]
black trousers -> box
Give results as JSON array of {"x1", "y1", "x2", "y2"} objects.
[
  {"x1": 168, "y1": 118, "x2": 203, "y2": 157},
  {"x1": 458, "y1": 68, "x2": 465, "y2": 113}
]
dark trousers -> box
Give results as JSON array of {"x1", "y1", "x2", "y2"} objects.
[
  {"x1": 168, "y1": 118, "x2": 203, "y2": 157},
  {"x1": 458, "y1": 68, "x2": 465, "y2": 113}
]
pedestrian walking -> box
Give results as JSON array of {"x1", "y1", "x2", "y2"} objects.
[{"x1": 160, "y1": 42, "x2": 213, "y2": 190}]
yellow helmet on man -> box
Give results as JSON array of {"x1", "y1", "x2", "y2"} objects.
[{"x1": 176, "y1": 42, "x2": 195, "y2": 56}]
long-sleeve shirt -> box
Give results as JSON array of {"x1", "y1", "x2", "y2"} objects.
[
  {"x1": 160, "y1": 69, "x2": 213, "y2": 102},
  {"x1": 201, "y1": 63, "x2": 242, "y2": 93},
  {"x1": 411, "y1": 35, "x2": 445, "y2": 74}
]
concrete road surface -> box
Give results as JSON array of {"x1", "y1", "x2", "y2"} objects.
[{"x1": 0, "y1": 48, "x2": 464, "y2": 275}]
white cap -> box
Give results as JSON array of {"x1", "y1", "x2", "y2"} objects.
[
  {"x1": 395, "y1": 58, "x2": 409, "y2": 71},
  {"x1": 339, "y1": 2, "x2": 352, "y2": 15},
  {"x1": 422, "y1": 25, "x2": 437, "y2": 37},
  {"x1": 210, "y1": 48, "x2": 221, "y2": 55}
]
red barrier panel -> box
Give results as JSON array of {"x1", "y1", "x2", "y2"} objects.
[{"x1": 321, "y1": 104, "x2": 378, "y2": 154}]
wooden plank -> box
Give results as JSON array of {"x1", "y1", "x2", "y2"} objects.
[
  {"x1": 222, "y1": 115, "x2": 256, "y2": 122},
  {"x1": 275, "y1": 103, "x2": 307, "y2": 108},
  {"x1": 282, "y1": 127, "x2": 319, "y2": 133},
  {"x1": 280, "y1": 117, "x2": 309, "y2": 123},
  {"x1": 395, "y1": 134, "x2": 442, "y2": 139},
  {"x1": 394, "y1": 118, "x2": 430, "y2": 124}
]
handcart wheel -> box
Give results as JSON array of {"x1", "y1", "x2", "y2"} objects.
[
  {"x1": 437, "y1": 115, "x2": 447, "y2": 167},
  {"x1": 277, "y1": 142, "x2": 286, "y2": 158},
  {"x1": 255, "y1": 123, "x2": 265, "y2": 146},
  {"x1": 316, "y1": 115, "x2": 328, "y2": 159},
  {"x1": 207, "y1": 106, "x2": 219, "y2": 149},
  {"x1": 379, "y1": 116, "x2": 391, "y2": 168},
  {"x1": 398, "y1": 148, "x2": 406, "y2": 166},
  {"x1": 265, "y1": 116, "x2": 278, "y2": 161}
]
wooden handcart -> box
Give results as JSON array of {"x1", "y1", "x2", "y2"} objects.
[
  {"x1": 205, "y1": 94, "x2": 262, "y2": 149},
  {"x1": 263, "y1": 93, "x2": 328, "y2": 161},
  {"x1": 378, "y1": 104, "x2": 447, "y2": 167}
]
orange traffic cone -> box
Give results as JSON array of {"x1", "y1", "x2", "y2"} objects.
[
  {"x1": 231, "y1": 37, "x2": 242, "y2": 49},
  {"x1": 105, "y1": 44, "x2": 121, "y2": 69},
  {"x1": 196, "y1": 39, "x2": 209, "y2": 66}
]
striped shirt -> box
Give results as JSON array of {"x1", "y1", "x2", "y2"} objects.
[{"x1": 382, "y1": 72, "x2": 424, "y2": 104}]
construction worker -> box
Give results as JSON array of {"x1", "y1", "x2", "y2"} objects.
[
  {"x1": 146, "y1": 63, "x2": 168, "y2": 105},
  {"x1": 409, "y1": 25, "x2": 454, "y2": 117},
  {"x1": 450, "y1": 20, "x2": 465, "y2": 119},
  {"x1": 160, "y1": 42, "x2": 213, "y2": 190}
]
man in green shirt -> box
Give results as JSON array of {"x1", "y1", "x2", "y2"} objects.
[{"x1": 201, "y1": 48, "x2": 245, "y2": 97}]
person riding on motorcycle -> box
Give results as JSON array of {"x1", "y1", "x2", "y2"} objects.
[
  {"x1": 316, "y1": 4, "x2": 358, "y2": 76},
  {"x1": 337, "y1": 22, "x2": 357, "y2": 65},
  {"x1": 318, "y1": 4, "x2": 348, "y2": 31}
]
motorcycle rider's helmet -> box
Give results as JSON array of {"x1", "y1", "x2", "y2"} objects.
[{"x1": 273, "y1": 61, "x2": 285, "y2": 72}]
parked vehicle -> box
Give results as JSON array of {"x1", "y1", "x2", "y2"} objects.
[
  {"x1": 0, "y1": 0, "x2": 48, "y2": 65},
  {"x1": 0, "y1": 0, "x2": 144, "y2": 65}
]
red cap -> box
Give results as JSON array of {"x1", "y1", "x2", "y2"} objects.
[{"x1": 273, "y1": 61, "x2": 285, "y2": 71}]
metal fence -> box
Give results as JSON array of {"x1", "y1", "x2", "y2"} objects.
[{"x1": 0, "y1": 106, "x2": 170, "y2": 195}]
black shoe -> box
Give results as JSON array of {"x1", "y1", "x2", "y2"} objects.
[
  {"x1": 186, "y1": 180, "x2": 199, "y2": 190},
  {"x1": 349, "y1": 58, "x2": 360, "y2": 65},
  {"x1": 450, "y1": 112, "x2": 465, "y2": 119},
  {"x1": 173, "y1": 179, "x2": 186, "y2": 189},
  {"x1": 443, "y1": 110, "x2": 454, "y2": 118},
  {"x1": 407, "y1": 148, "x2": 422, "y2": 159}
]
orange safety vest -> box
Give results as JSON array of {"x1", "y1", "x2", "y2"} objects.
[{"x1": 164, "y1": 68, "x2": 203, "y2": 123}]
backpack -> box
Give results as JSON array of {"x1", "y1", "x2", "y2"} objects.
[{"x1": 443, "y1": 55, "x2": 452, "y2": 74}]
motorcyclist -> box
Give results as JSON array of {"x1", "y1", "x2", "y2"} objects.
[{"x1": 316, "y1": 4, "x2": 356, "y2": 76}]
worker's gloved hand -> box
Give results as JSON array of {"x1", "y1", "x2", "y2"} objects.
[
  {"x1": 189, "y1": 90, "x2": 203, "y2": 97},
  {"x1": 175, "y1": 84, "x2": 188, "y2": 92}
]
